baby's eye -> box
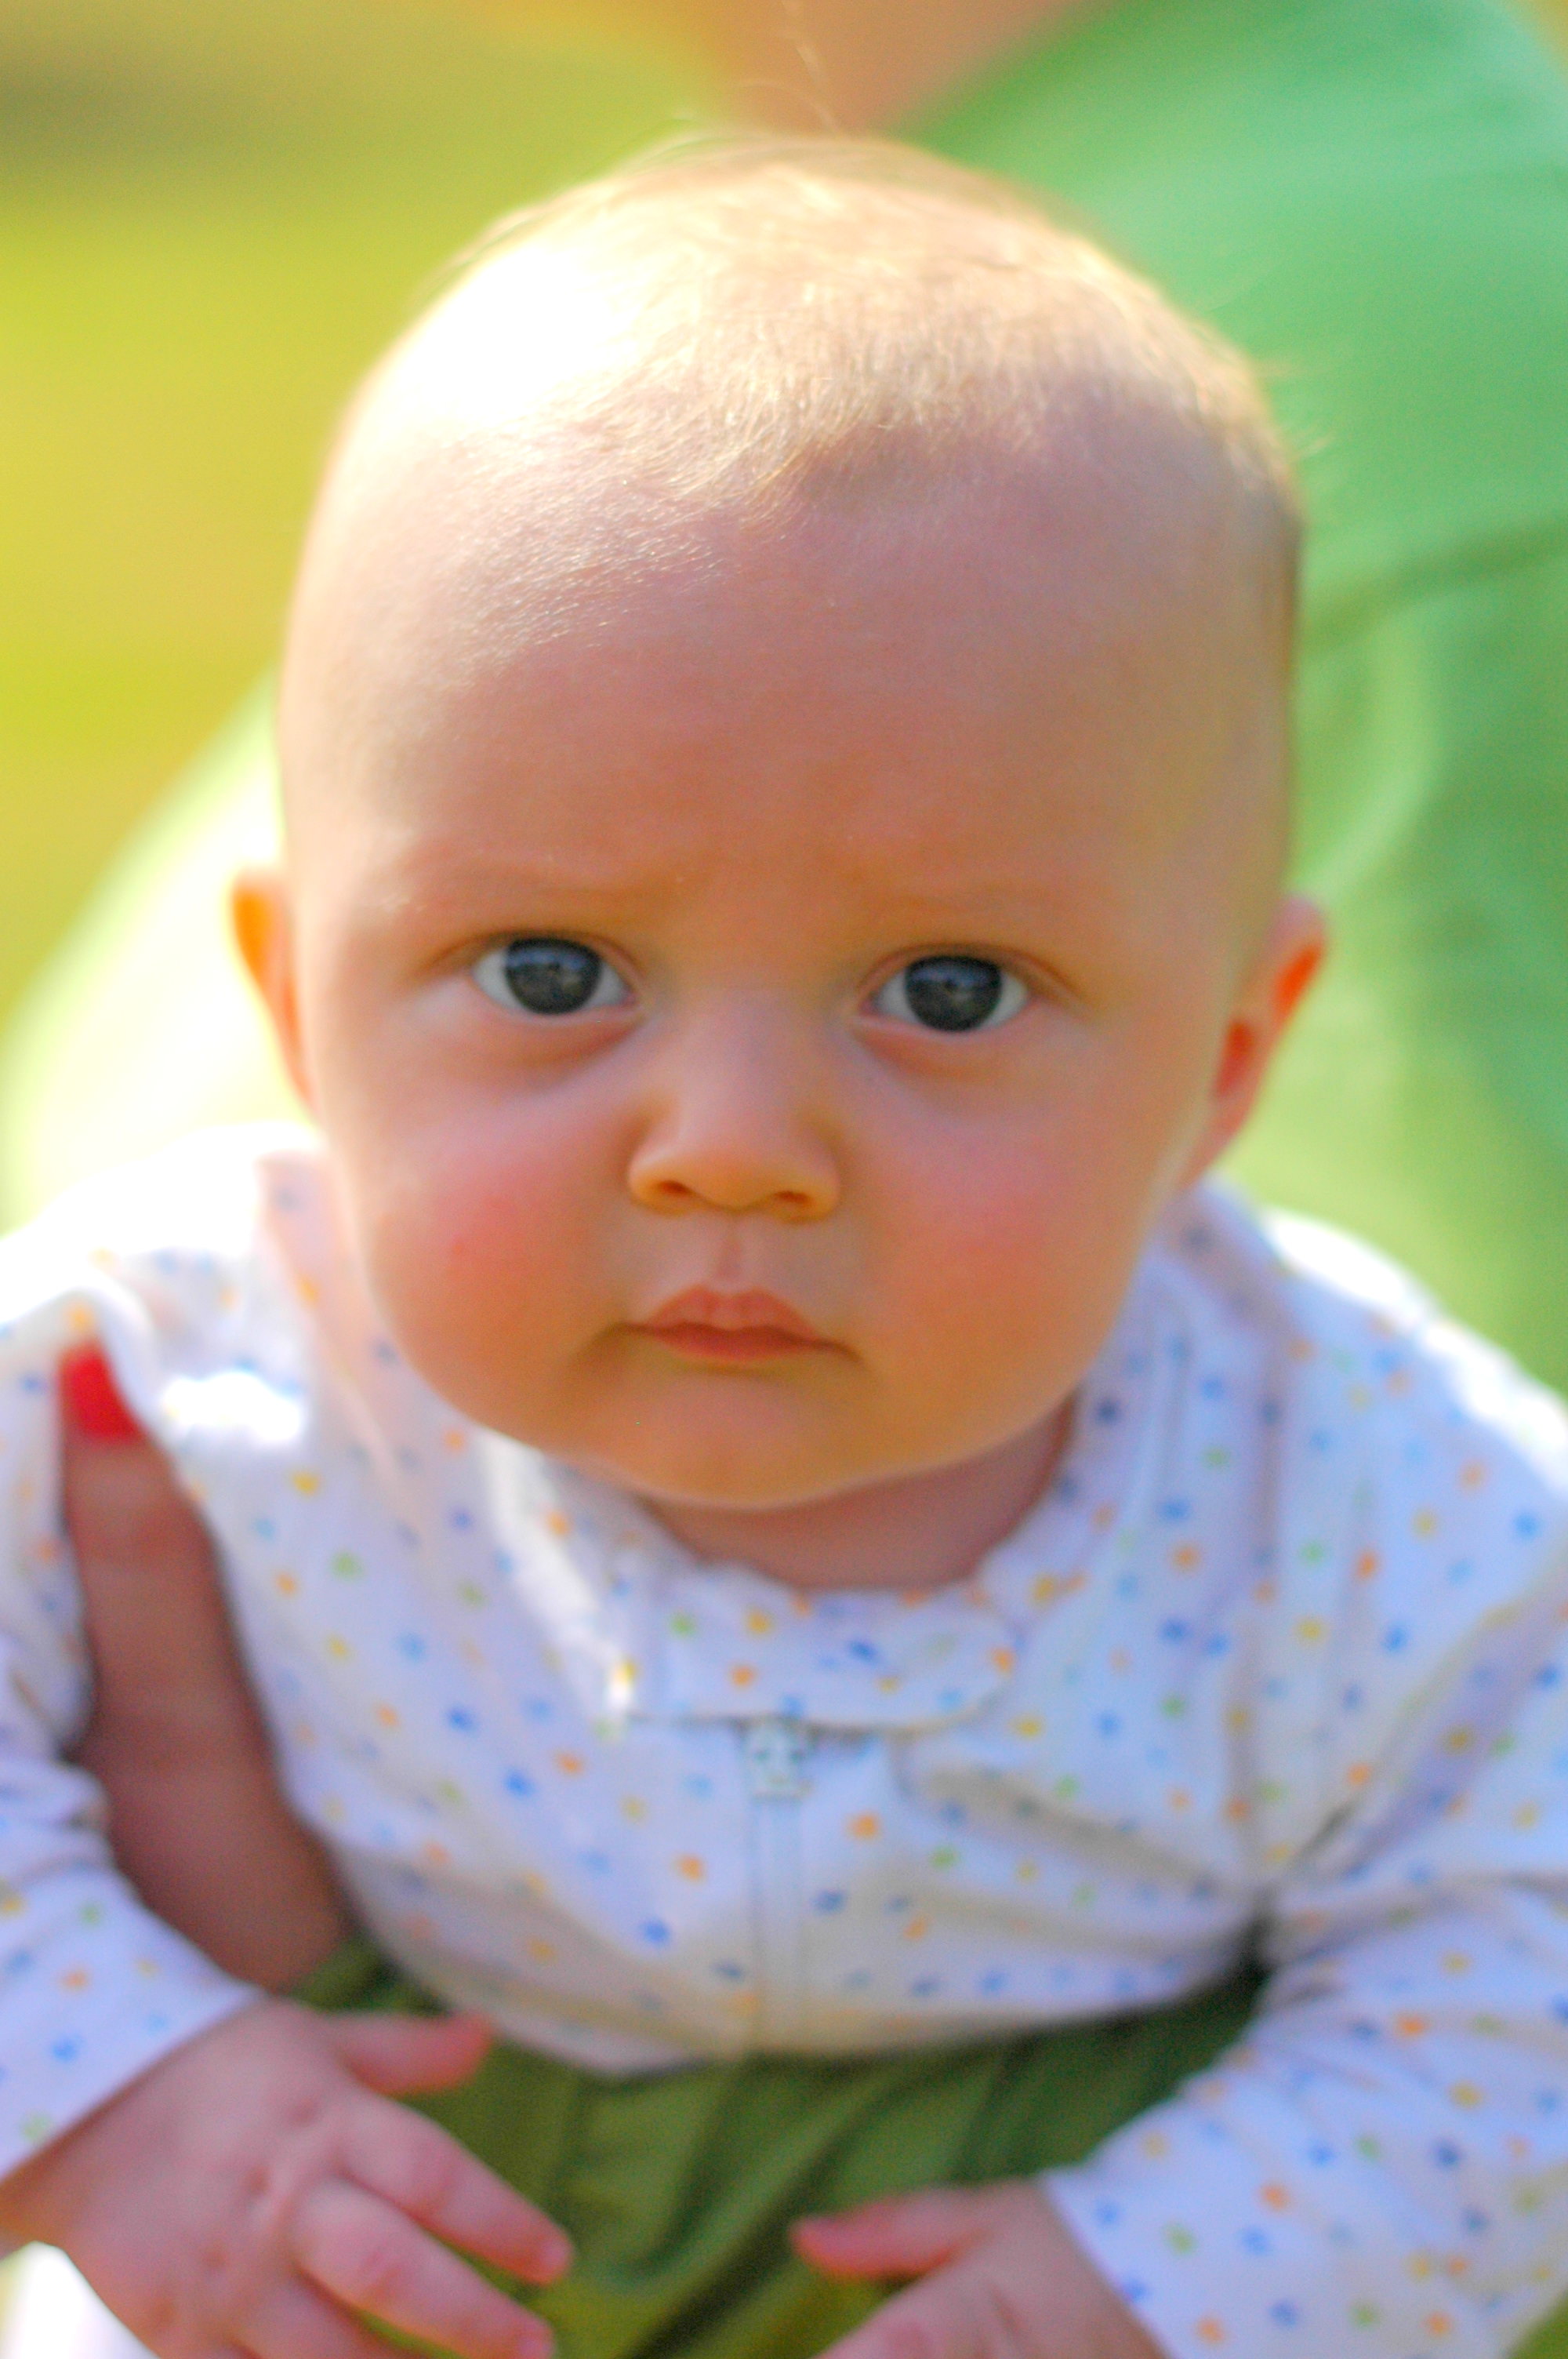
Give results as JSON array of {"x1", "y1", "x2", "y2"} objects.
[
  {"x1": 871, "y1": 954, "x2": 1028, "y2": 1034},
  {"x1": 473, "y1": 937, "x2": 630, "y2": 1018}
]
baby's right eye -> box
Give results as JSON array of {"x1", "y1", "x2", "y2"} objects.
[{"x1": 473, "y1": 937, "x2": 630, "y2": 1018}]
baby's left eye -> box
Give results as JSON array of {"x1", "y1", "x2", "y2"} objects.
[{"x1": 871, "y1": 955, "x2": 1029, "y2": 1034}]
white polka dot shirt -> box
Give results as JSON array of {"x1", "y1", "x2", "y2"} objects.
[{"x1": 4, "y1": 1128, "x2": 1568, "y2": 2358}]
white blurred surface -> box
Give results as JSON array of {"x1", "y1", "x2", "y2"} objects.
[{"x1": 0, "y1": 2248, "x2": 151, "y2": 2359}]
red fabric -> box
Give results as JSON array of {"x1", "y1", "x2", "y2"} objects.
[{"x1": 60, "y1": 1345, "x2": 145, "y2": 1443}]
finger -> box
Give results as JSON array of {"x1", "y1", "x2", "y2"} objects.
[
  {"x1": 346, "y1": 2091, "x2": 572, "y2": 2281},
  {"x1": 241, "y1": 2273, "x2": 408, "y2": 2359},
  {"x1": 295, "y1": 2179, "x2": 553, "y2": 2359},
  {"x1": 810, "y1": 2268, "x2": 993, "y2": 2359},
  {"x1": 60, "y1": 1343, "x2": 147, "y2": 1440},
  {"x1": 793, "y1": 2187, "x2": 985, "y2": 2281},
  {"x1": 62, "y1": 1365, "x2": 258, "y2": 1738},
  {"x1": 328, "y1": 2006, "x2": 495, "y2": 2095}
]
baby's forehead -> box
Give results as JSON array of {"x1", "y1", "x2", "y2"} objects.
[
  {"x1": 304, "y1": 143, "x2": 1294, "y2": 614},
  {"x1": 281, "y1": 144, "x2": 1294, "y2": 927}
]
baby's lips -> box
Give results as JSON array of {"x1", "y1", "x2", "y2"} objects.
[{"x1": 59, "y1": 1344, "x2": 146, "y2": 1443}]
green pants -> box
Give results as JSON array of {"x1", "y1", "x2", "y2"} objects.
[{"x1": 304, "y1": 1943, "x2": 1568, "y2": 2359}]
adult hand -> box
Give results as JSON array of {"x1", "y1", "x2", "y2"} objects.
[
  {"x1": 794, "y1": 2182, "x2": 1164, "y2": 2359},
  {"x1": 62, "y1": 1345, "x2": 353, "y2": 1989},
  {"x1": 0, "y1": 1997, "x2": 571, "y2": 2359}
]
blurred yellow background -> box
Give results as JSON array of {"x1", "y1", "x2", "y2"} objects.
[
  {"x1": 0, "y1": 0, "x2": 692, "y2": 1031},
  {"x1": 2, "y1": 0, "x2": 1564, "y2": 1038}
]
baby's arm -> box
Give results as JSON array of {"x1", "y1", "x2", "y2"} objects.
[{"x1": 0, "y1": 1351, "x2": 572, "y2": 2358}]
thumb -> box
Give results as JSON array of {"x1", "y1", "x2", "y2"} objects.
[
  {"x1": 791, "y1": 2187, "x2": 985, "y2": 2281},
  {"x1": 327, "y1": 2008, "x2": 495, "y2": 2095}
]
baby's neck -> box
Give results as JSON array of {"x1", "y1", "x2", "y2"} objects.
[{"x1": 644, "y1": 1407, "x2": 1071, "y2": 1592}]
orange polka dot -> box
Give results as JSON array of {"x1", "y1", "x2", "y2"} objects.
[
  {"x1": 989, "y1": 1646, "x2": 1016, "y2": 1675},
  {"x1": 527, "y1": 1938, "x2": 557, "y2": 1963},
  {"x1": 902, "y1": 1916, "x2": 931, "y2": 1941},
  {"x1": 1354, "y1": 1551, "x2": 1381, "y2": 1581},
  {"x1": 1259, "y1": 2183, "x2": 1290, "y2": 2211},
  {"x1": 289, "y1": 1470, "x2": 320, "y2": 1496},
  {"x1": 1395, "y1": 2014, "x2": 1429, "y2": 2038},
  {"x1": 848, "y1": 1813, "x2": 881, "y2": 1841},
  {"x1": 545, "y1": 1510, "x2": 571, "y2": 1537},
  {"x1": 1346, "y1": 1761, "x2": 1372, "y2": 1787},
  {"x1": 374, "y1": 1703, "x2": 400, "y2": 1729},
  {"x1": 745, "y1": 1608, "x2": 775, "y2": 1636},
  {"x1": 1425, "y1": 2315, "x2": 1454, "y2": 2337},
  {"x1": 274, "y1": 1571, "x2": 299, "y2": 1597},
  {"x1": 1459, "y1": 1461, "x2": 1488, "y2": 1490},
  {"x1": 554, "y1": 1751, "x2": 586, "y2": 1776},
  {"x1": 676, "y1": 1856, "x2": 706, "y2": 1881},
  {"x1": 59, "y1": 1968, "x2": 89, "y2": 1992},
  {"x1": 1196, "y1": 2321, "x2": 1227, "y2": 2346},
  {"x1": 1172, "y1": 1544, "x2": 1202, "y2": 1572},
  {"x1": 730, "y1": 1663, "x2": 758, "y2": 1688}
]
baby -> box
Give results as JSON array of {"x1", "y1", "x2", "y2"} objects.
[{"x1": 3, "y1": 136, "x2": 1568, "y2": 2359}]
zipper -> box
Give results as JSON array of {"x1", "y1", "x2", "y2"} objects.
[{"x1": 745, "y1": 1716, "x2": 811, "y2": 2046}]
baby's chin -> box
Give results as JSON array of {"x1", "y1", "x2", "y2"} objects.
[{"x1": 560, "y1": 1432, "x2": 899, "y2": 1518}]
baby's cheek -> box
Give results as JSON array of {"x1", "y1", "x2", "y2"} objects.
[
  {"x1": 878, "y1": 1132, "x2": 1150, "y2": 1406},
  {"x1": 346, "y1": 1121, "x2": 612, "y2": 1437}
]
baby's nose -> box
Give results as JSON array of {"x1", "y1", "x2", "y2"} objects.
[{"x1": 624, "y1": 1011, "x2": 840, "y2": 1220}]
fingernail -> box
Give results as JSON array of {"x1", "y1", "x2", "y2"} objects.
[
  {"x1": 535, "y1": 2228, "x2": 574, "y2": 2280},
  {"x1": 60, "y1": 1346, "x2": 145, "y2": 1442}
]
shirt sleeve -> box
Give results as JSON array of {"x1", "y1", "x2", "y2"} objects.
[
  {"x1": 1048, "y1": 1349, "x2": 1568, "y2": 2359},
  {"x1": 0, "y1": 1299, "x2": 256, "y2": 2184}
]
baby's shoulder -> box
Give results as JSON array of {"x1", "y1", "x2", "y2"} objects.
[
  {"x1": 1148, "y1": 1184, "x2": 1568, "y2": 1535},
  {"x1": 0, "y1": 1123, "x2": 342, "y2": 1410}
]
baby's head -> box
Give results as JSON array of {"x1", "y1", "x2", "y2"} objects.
[{"x1": 242, "y1": 140, "x2": 1321, "y2": 1551}]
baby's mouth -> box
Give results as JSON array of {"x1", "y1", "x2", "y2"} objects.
[{"x1": 632, "y1": 1286, "x2": 833, "y2": 1365}]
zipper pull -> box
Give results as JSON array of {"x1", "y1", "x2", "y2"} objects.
[{"x1": 744, "y1": 1715, "x2": 810, "y2": 1798}]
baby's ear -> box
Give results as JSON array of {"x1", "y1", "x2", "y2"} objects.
[
  {"x1": 230, "y1": 867, "x2": 313, "y2": 1110},
  {"x1": 1181, "y1": 892, "x2": 1326, "y2": 1184}
]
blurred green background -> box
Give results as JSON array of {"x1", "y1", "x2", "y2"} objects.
[
  {"x1": 2, "y1": 0, "x2": 1566, "y2": 1039},
  {"x1": 0, "y1": 0, "x2": 695, "y2": 1033}
]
